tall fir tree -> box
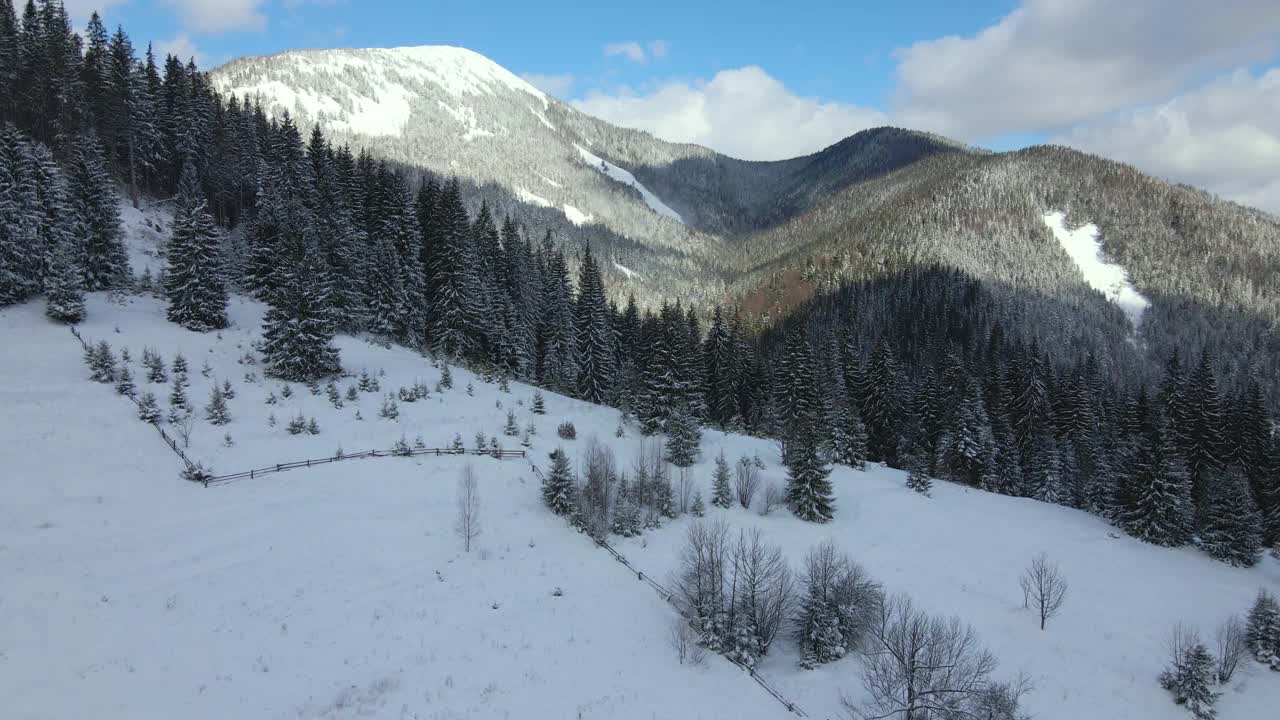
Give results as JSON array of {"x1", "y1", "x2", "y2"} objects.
[
  {"x1": 574, "y1": 244, "x2": 614, "y2": 404},
  {"x1": 1198, "y1": 465, "x2": 1263, "y2": 567},
  {"x1": 164, "y1": 161, "x2": 227, "y2": 330}
]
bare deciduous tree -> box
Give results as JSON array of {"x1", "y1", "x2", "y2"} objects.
[
  {"x1": 579, "y1": 437, "x2": 618, "y2": 536},
  {"x1": 848, "y1": 594, "x2": 1007, "y2": 720},
  {"x1": 1215, "y1": 614, "x2": 1248, "y2": 683},
  {"x1": 1018, "y1": 552, "x2": 1068, "y2": 630},
  {"x1": 735, "y1": 455, "x2": 760, "y2": 509},
  {"x1": 1159, "y1": 621, "x2": 1201, "y2": 692},
  {"x1": 730, "y1": 528, "x2": 795, "y2": 652},
  {"x1": 669, "y1": 615, "x2": 706, "y2": 666},
  {"x1": 676, "y1": 466, "x2": 695, "y2": 514},
  {"x1": 671, "y1": 519, "x2": 731, "y2": 625},
  {"x1": 173, "y1": 411, "x2": 195, "y2": 448},
  {"x1": 760, "y1": 484, "x2": 784, "y2": 516},
  {"x1": 455, "y1": 464, "x2": 482, "y2": 552}
]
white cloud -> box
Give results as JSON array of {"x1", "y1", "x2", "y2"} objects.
[
  {"x1": 573, "y1": 67, "x2": 886, "y2": 161},
  {"x1": 60, "y1": 0, "x2": 130, "y2": 23},
  {"x1": 1057, "y1": 68, "x2": 1280, "y2": 214},
  {"x1": 521, "y1": 73, "x2": 575, "y2": 98},
  {"x1": 648, "y1": 40, "x2": 669, "y2": 59},
  {"x1": 159, "y1": 0, "x2": 267, "y2": 33},
  {"x1": 156, "y1": 32, "x2": 201, "y2": 64},
  {"x1": 604, "y1": 42, "x2": 648, "y2": 64},
  {"x1": 892, "y1": 0, "x2": 1280, "y2": 140}
]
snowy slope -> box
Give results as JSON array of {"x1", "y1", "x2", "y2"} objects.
[
  {"x1": 576, "y1": 144, "x2": 684, "y2": 223},
  {"x1": 1044, "y1": 210, "x2": 1151, "y2": 328},
  {"x1": 3, "y1": 286, "x2": 1278, "y2": 719}
]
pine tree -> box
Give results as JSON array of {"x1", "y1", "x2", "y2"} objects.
[
  {"x1": 1030, "y1": 432, "x2": 1065, "y2": 504},
  {"x1": 44, "y1": 233, "x2": 84, "y2": 323},
  {"x1": 1120, "y1": 416, "x2": 1193, "y2": 547},
  {"x1": 711, "y1": 450, "x2": 733, "y2": 508},
  {"x1": 1171, "y1": 643, "x2": 1218, "y2": 720},
  {"x1": 664, "y1": 403, "x2": 701, "y2": 467},
  {"x1": 167, "y1": 380, "x2": 189, "y2": 422},
  {"x1": 171, "y1": 352, "x2": 188, "y2": 379},
  {"x1": 261, "y1": 234, "x2": 340, "y2": 382},
  {"x1": 504, "y1": 409, "x2": 519, "y2": 437},
  {"x1": 1199, "y1": 466, "x2": 1263, "y2": 567},
  {"x1": 66, "y1": 131, "x2": 127, "y2": 289},
  {"x1": 936, "y1": 382, "x2": 994, "y2": 485},
  {"x1": 137, "y1": 390, "x2": 160, "y2": 423},
  {"x1": 830, "y1": 398, "x2": 869, "y2": 470},
  {"x1": 574, "y1": 243, "x2": 614, "y2": 404},
  {"x1": 164, "y1": 161, "x2": 227, "y2": 331},
  {"x1": 1246, "y1": 590, "x2": 1280, "y2": 663},
  {"x1": 1185, "y1": 352, "x2": 1226, "y2": 512},
  {"x1": 542, "y1": 448, "x2": 576, "y2": 516},
  {"x1": 531, "y1": 390, "x2": 545, "y2": 414},
  {"x1": 204, "y1": 383, "x2": 230, "y2": 425},
  {"x1": 114, "y1": 365, "x2": 134, "y2": 396}
]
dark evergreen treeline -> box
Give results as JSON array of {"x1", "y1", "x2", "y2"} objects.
[{"x1": 1, "y1": 3, "x2": 1275, "y2": 565}]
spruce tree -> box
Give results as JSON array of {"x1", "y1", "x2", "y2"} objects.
[
  {"x1": 164, "y1": 161, "x2": 227, "y2": 331},
  {"x1": 67, "y1": 130, "x2": 127, "y2": 289},
  {"x1": 44, "y1": 234, "x2": 84, "y2": 323},
  {"x1": 261, "y1": 234, "x2": 340, "y2": 382},
  {"x1": 114, "y1": 365, "x2": 134, "y2": 396},
  {"x1": 711, "y1": 450, "x2": 733, "y2": 509},
  {"x1": 1199, "y1": 466, "x2": 1263, "y2": 567},
  {"x1": 1120, "y1": 416, "x2": 1193, "y2": 547},
  {"x1": 137, "y1": 390, "x2": 160, "y2": 423},
  {"x1": 664, "y1": 403, "x2": 701, "y2": 468},
  {"x1": 574, "y1": 243, "x2": 614, "y2": 404},
  {"x1": 830, "y1": 398, "x2": 869, "y2": 470},
  {"x1": 205, "y1": 383, "x2": 230, "y2": 425},
  {"x1": 542, "y1": 448, "x2": 576, "y2": 516}
]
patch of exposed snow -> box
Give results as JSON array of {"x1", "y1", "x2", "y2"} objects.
[
  {"x1": 563, "y1": 204, "x2": 592, "y2": 226},
  {"x1": 612, "y1": 261, "x2": 640, "y2": 280},
  {"x1": 379, "y1": 46, "x2": 547, "y2": 106},
  {"x1": 117, "y1": 200, "x2": 173, "y2": 277},
  {"x1": 1043, "y1": 211, "x2": 1150, "y2": 329},
  {"x1": 515, "y1": 187, "x2": 552, "y2": 208},
  {"x1": 574, "y1": 144, "x2": 683, "y2": 224},
  {"x1": 529, "y1": 107, "x2": 555, "y2": 131}
]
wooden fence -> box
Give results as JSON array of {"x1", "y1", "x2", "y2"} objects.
[
  {"x1": 526, "y1": 461, "x2": 809, "y2": 718},
  {"x1": 204, "y1": 447, "x2": 525, "y2": 486}
]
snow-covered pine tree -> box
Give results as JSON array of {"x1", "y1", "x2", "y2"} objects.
[
  {"x1": 1175, "y1": 643, "x2": 1218, "y2": 720},
  {"x1": 114, "y1": 365, "x2": 134, "y2": 396},
  {"x1": 44, "y1": 234, "x2": 84, "y2": 323},
  {"x1": 711, "y1": 450, "x2": 733, "y2": 508},
  {"x1": 66, "y1": 131, "x2": 127, "y2": 290},
  {"x1": 779, "y1": 328, "x2": 834, "y2": 522},
  {"x1": 503, "y1": 409, "x2": 519, "y2": 437},
  {"x1": 204, "y1": 383, "x2": 230, "y2": 425},
  {"x1": 664, "y1": 403, "x2": 701, "y2": 468},
  {"x1": 574, "y1": 243, "x2": 614, "y2": 404},
  {"x1": 830, "y1": 397, "x2": 869, "y2": 470},
  {"x1": 261, "y1": 232, "x2": 340, "y2": 382},
  {"x1": 167, "y1": 379, "x2": 189, "y2": 423},
  {"x1": 531, "y1": 390, "x2": 545, "y2": 414},
  {"x1": 1246, "y1": 590, "x2": 1280, "y2": 664},
  {"x1": 1120, "y1": 415, "x2": 1193, "y2": 547},
  {"x1": 89, "y1": 341, "x2": 116, "y2": 383},
  {"x1": 542, "y1": 448, "x2": 576, "y2": 517},
  {"x1": 136, "y1": 391, "x2": 160, "y2": 423},
  {"x1": 1199, "y1": 465, "x2": 1263, "y2": 567},
  {"x1": 1184, "y1": 352, "x2": 1227, "y2": 514},
  {"x1": 164, "y1": 161, "x2": 227, "y2": 331},
  {"x1": 1030, "y1": 432, "x2": 1065, "y2": 505}
]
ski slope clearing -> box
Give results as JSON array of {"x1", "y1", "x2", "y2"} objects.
[
  {"x1": 1044, "y1": 211, "x2": 1151, "y2": 328},
  {"x1": 2, "y1": 291, "x2": 1277, "y2": 720},
  {"x1": 576, "y1": 144, "x2": 684, "y2": 224}
]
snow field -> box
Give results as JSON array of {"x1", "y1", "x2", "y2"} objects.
[
  {"x1": 1044, "y1": 210, "x2": 1151, "y2": 329},
  {"x1": 2, "y1": 286, "x2": 1277, "y2": 720}
]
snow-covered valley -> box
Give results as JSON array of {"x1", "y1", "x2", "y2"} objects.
[{"x1": 2, "y1": 285, "x2": 1278, "y2": 720}]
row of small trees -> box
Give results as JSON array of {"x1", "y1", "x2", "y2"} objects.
[{"x1": 668, "y1": 519, "x2": 1030, "y2": 718}]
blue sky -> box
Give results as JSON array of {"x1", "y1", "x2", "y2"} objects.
[{"x1": 62, "y1": 0, "x2": 1280, "y2": 211}]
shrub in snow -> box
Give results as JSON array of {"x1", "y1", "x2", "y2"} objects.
[
  {"x1": 327, "y1": 381, "x2": 343, "y2": 408},
  {"x1": 440, "y1": 364, "x2": 453, "y2": 389},
  {"x1": 136, "y1": 392, "x2": 160, "y2": 423},
  {"x1": 167, "y1": 383, "x2": 189, "y2": 422},
  {"x1": 345, "y1": 385, "x2": 359, "y2": 401},
  {"x1": 358, "y1": 370, "x2": 374, "y2": 392},
  {"x1": 1215, "y1": 615, "x2": 1249, "y2": 683},
  {"x1": 180, "y1": 463, "x2": 213, "y2": 484},
  {"x1": 531, "y1": 391, "x2": 545, "y2": 415},
  {"x1": 474, "y1": 430, "x2": 486, "y2": 450},
  {"x1": 557, "y1": 421, "x2": 576, "y2": 440},
  {"x1": 200, "y1": 359, "x2": 212, "y2": 377},
  {"x1": 759, "y1": 485, "x2": 783, "y2": 516},
  {"x1": 307, "y1": 380, "x2": 321, "y2": 396},
  {"x1": 280, "y1": 384, "x2": 293, "y2": 399},
  {"x1": 466, "y1": 381, "x2": 474, "y2": 396},
  {"x1": 221, "y1": 379, "x2": 236, "y2": 399},
  {"x1": 392, "y1": 435, "x2": 412, "y2": 456},
  {"x1": 267, "y1": 412, "x2": 276, "y2": 427},
  {"x1": 526, "y1": 421, "x2": 536, "y2": 436},
  {"x1": 306, "y1": 417, "x2": 320, "y2": 435},
  {"x1": 265, "y1": 391, "x2": 278, "y2": 405},
  {"x1": 498, "y1": 376, "x2": 510, "y2": 393},
  {"x1": 691, "y1": 492, "x2": 705, "y2": 518},
  {"x1": 615, "y1": 421, "x2": 626, "y2": 438},
  {"x1": 503, "y1": 410, "x2": 520, "y2": 437},
  {"x1": 286, "y1": 414, "x2": 307, "y2": 435},
  {"x1": 222, "y1": 433, "x2": 234, "y2": 448},
  {"x1": 413, "y1": 381, "x2": 430, "y2": 400},
  {"x1": 735, "y1": 455, "x2": 760, "y2": 509},
  {"x1": 521, "y1": 432, "x2": 531, "y2": 448},
  {"x1": 398, "y1": 386, "x2": 415, "y2": 403},
  {"x1": 379, "y1": 395, "x2": 399, "y2": 420}
]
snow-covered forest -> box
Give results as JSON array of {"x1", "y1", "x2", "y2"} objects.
[{"x1": 3, "y1": 3, "x2": 1280, "y2": 719}]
